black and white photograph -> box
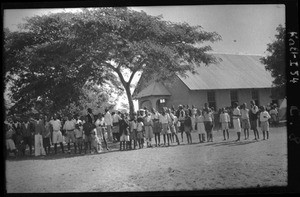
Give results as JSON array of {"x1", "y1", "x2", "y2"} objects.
[{"x1": 3, "y1": 1, "x2": 296, "y2": 194}]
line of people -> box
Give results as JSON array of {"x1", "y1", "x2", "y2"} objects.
[{"x1": 5, "y1": 100, "x2": 273, "y2": 158}]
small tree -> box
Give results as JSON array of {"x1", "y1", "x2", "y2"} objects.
[{"x1": 260, "y1": 24, "x2": 286, "y2": 99}]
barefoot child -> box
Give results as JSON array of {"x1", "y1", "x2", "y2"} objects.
[
  {"x1": 203, "y1": 103, "x2": 214, "y2": 142},
  {"x1": 196, "y1": 109, "x2": 206, "y2": 143},
  {"x1": 74, "y1": 124, "x2": 83, "y2": 154},
  {"x1": 151, "y1": 108, "x2": 161, "y2": 147},
  {"x1": 249, "y1": 100, "x2": 260, "y2": 140},
  {"x1": 144, "y1": 112, "x2": 154, "y2": 148},
  {"x1": 232, "y1": 102, "x2": 242, "y2": 142},
  {"x1": 159, "y1": 108, "x2": 171, "y2": 146},
  {"x1": 169, "y1": 110, "x2": 180, "y2": 145},
  {"x1": 260, "y1": 106, "x2": 271, "y2": 140},
  {"x1": 184, "y1": 110, "x2": 193, "y2": 144},
  {"x1": 136, "y1": 117, "x2": 144, "y2": 149},
  {"x1": 90, "y1": 128, "x2": 101, "y2": 154},
  {"x1": 119, "y1": 113, "x2": 130, "y2": 151},
  {"x1": 129, "y1": 114, "x2": 138, "y2": 149},
  {"x1": 6, "y1": 124, "x2": 17, "y2": 158},
  {"x1": 219, "y1": 108, "x2": 230, "y2": 140},
  {"x1": 240, "y1": 103, "x2": 250, "y2": 140}
]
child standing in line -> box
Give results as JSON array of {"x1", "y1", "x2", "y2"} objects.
[
  {"x1": 159, "y1": 108, "x2": 171, "y2": 146},
  {"x1": 269, "y1": 105, "x2": 278, "y2": 127},
  {"x1": 220, "y1": 108, "x2": 230, "y2": 140},
  {"x1": 90, "y1": 128, "x2": 101, "y2": 154},
  {"x1": 6, "y1": 124, "x2": 17, "y2": 158},
  {"x1": 83, "y1": 116, "x2": 95, "y2": 154},
  {"x1": 143, "y1": 112, "x2": 154, "y2": 148},
  {"x1": 260, "y1": 106, "x2": 271, "y2": 140},
  {"x1": 136, "y1": 117, "x2": 144, "y2": 149},
  {"x1": 184, "y1": 110, "x2": 193, "y2": 144},
  {"x1": 240, "y1": 103, "x2": 250, "y2": 140},
  {"x1": 169, "y1": 110, "x2": 180, "y2": 145},
  {"x1": 232, "y1": 102, "x2": 242, "y2": 142},
  {"x1": 203, "y1": 103, "x2": 214, "y2": 142},
  {"x1": 151, "y1": 108, "x2": 161, "y2": 147},
  {"x1": 177, "y1": 105, "x2": 186, "y2": 142},
  {"x1": 129, "y1": 114, "x2": 138, "y2": 149},
  {"x1": 196, "y1": 109, "x2": 206, "y2": 143},
  {"x1": 119, "y1": 113, "x2": 130, "y2": 151},
  {"x1": 74, "y1": 124, "x2": 83, "y2": 154}
]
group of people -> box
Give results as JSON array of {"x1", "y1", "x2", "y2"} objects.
[{"x1": 5, "y1": 100, "x2": 275, "y2": 158}]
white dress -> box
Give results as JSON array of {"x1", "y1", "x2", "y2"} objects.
[{"x1": 196, "y1": 116, "x2": 206, "y2": 134}]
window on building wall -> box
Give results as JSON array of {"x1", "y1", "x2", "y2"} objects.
[
  {"x1": 251, "y1": 89, "x2": 260, "y2": 106},
  {"x1": 207, "y1": 91, "x2": 216, "y2": 110},
  {"x1": 230, "y1": 90, "x2": 238, "y2": 107}
]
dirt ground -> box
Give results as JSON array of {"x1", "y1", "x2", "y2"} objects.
[{"x1": 5, "y1": 126, "x2": 287, "y2": 193}]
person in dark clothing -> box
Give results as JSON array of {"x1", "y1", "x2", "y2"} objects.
[
  {"x1": 184, "y1": 111, "x2": 192, "y2": 144},
  {"x1": 21, "y1": 116, "x2": 35, "y2": 156},
  {"x1": 83, "y1": 116, "x2": 95, "y2": 154},
  {"x1": 119, "y1": 113, "x2": 130, "y2": 151}
]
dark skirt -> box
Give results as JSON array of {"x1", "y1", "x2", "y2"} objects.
[
  {"x1": 152, "y1": 121, "x2": 161, "y2": 134},
  {"x1": 43, "y1": 137, "x2": 51, "y2": 147},
  {"x1": 204, "y1": 121, "x2": 213, "y2": 132}
]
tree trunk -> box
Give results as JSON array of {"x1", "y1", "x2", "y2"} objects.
[{"x1": 124, "y1": 84, "x2": 135, "y2": 116}]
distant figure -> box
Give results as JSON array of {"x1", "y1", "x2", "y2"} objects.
[
  {"x1": 232, "y1": 102, "x2": 241, "y2": 142},
  {"x1": 196, "y1": 109, "x2": 206, "y2": 143},
  {"x1": 129, "y1": 113, "x2": 138, "y2": 149},
  {"x1": 260, "y1": 106, "x2": 271, "y2": 140},
  {"x1": 51, "y1": 114, "x2": 64, "y2": 154},
  {"x1": 151, "y1": 108, "x2": 161, "y2": 147},
  {"x1": 220, "y1": 108, "x2": 230, "y2": 141},
  {"x1": 177, "y1": 105, "x2": 186, "y2": 142},
  {"x1": 136, "y1": 117, "x2": 144, "y2": 149},
  {"x1": 240, "y1": 103, "x2": 250, "y2": 140},
  {"x1": 143, "y1": 112, "x2": 154, "y2": 148},
  {"x1": 184, "y1": 110, "x2": 192, "y2": 144},
  {"x1": 33, "y1": 114, "x2": 46, "y2": 156},
  {"x1": 119, "y1": 113, "x2": 130, "y2": 151},
  {"x1": 74, "y1": 124, "x2": 83, "y2": 154},
  {"x1": 104, "y1": 108, "x2": 113, "y2": 142},
  {"x1": 159, "y1": 108, "x2": 171, "y2": 146},
  {"x1": 203, "y1": 103, "x2": 214, "y2": 142},
  {"x1": 249, "y1": 100, "x2": 260, "y2": 140}
]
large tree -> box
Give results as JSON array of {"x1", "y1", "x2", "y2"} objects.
[
  {"x1": 4, "y1": 7, "x2": 221, "y2": 115},
  {"x1": 260, "y1": 24, "x2": 286, "y2": 99}
]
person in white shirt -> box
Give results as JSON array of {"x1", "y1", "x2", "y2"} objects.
[
  {"x1": 159, "y1": 108, "x2": 171, "y2": 146},
  {"x1": 63, "y1": 115, "x2": 76, "y2": 154},
  {"x1": 232, "y1": 102, "x2": 242, "y2": 142},
  {"x1": 260, "y1": 106, "x2": 271, "y2": 140},
  {"x1": 95, "y1": 113, "x2": 109, "y2": 151},
  {"x1": 168, "y1": 110, "x2": 180, "y2": 145},
  {"x1": 51, "y1": 114, "x2": 64, "y2": 154},
  {"x1": 219, "y1": 108, "x2": 230, "y2": 141},
  {"x1": 112, "y1": 111, "x2": 122, "y2": 142},
  {"x1": 104, "y1": 108, "x2": 113, "y2": 142}
]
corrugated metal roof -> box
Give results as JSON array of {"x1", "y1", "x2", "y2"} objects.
[
  {"x1": 178, "y1": 53, "x2": 274, "y2": 90},
  {"x1": 134, "y1": 81, "x2": 171, "y2": 99}
]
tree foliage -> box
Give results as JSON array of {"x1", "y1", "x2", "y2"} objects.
[
  {"x1": 260, "y1": 24, "x2": 286, "y2": 99},
  {"x1": 4, "y1": 7, "x2": 221, "y2": 115}
]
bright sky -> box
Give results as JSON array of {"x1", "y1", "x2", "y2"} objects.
[
  {"x1": 4, "y1": 5, "x2": 285, "y2": 55},
  {"x1": 3, "y1": 5, "x2": 285, "y2": 110}
]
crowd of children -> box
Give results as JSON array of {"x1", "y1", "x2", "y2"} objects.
[{"x1": 5, "y1": 100, "x2": 279, "y2": 158}]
